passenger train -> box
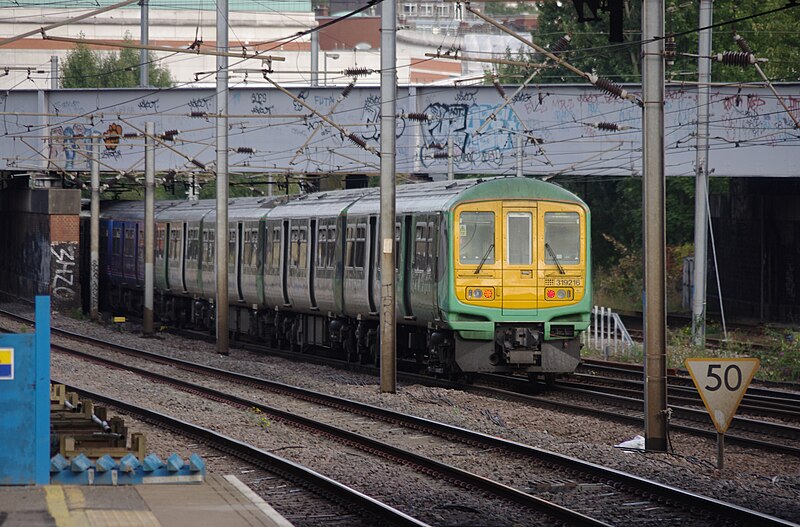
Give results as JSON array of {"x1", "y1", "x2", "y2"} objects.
[{"x1": 85, "y1": 176, "x2": 592, "y2": 381}]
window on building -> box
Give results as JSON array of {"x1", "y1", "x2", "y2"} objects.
[{"x1": 403, "y1": 3, "x2": 417, "y2": 16}]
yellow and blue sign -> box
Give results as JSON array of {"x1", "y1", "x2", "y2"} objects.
[{"x1": 0, "y1": 348, "x2": 13, "y2": 380}]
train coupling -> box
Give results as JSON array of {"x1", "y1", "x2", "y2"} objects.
[{"x1": 493, "y1": 324, "x2": 542, "y2": 365}]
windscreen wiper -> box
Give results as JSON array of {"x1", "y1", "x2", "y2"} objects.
[
  {"x1": 545, "y1": 242, "x2": 566, "y2": 274},
  {"x1": 474, "y1": 243, "x2": 494, "y2": 274}
]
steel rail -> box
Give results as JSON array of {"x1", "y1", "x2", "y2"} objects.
[
  {"x1": 53, "y1": 380, "x2": 430, "y2": 527},
  {"x1": 43, "y1": 333, "x2": 793, "y2": 527},
  {"x1": 53, "y1": 344, "x2": 610, "y2": 527}
]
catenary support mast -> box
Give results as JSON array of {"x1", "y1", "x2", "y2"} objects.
[
  {"x1": 215, "y1": 0, "x2": 229, "y2": 355},
  {"x1": 143, "y1": 121, "x2": 155, "y2": 335},
  {"x1": 642, "y1": 0, "x2": 668, "y2": 451},
  {"x1": 379, "y1": 0, "x2": 397, "y2": 393},
  {"x1": 692, "y1": 0, "x2": 713, "y2": 347}
]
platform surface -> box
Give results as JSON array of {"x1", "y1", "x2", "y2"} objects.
[{"x1": 0, "y1": 474, "x2": 294, "y2": 527}]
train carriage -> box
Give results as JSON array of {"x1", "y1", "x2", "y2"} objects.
[{"x1": 89, "y1": 176, "x2": 591, "y2": 381}]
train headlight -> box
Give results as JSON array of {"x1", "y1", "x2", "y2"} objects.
[{"x1": 545, "y1": 288, "x2": 574, "y2": 301}]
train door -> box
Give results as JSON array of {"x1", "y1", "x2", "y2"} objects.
[{"x1": 502, "y1": 205, "x2": 537, "y2": 314}]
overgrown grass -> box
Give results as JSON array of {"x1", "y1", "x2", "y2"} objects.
[{"x1": 583, "y1": 326, "x2": 800, "y2": 383}]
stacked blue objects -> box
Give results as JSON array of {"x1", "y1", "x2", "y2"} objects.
[{"x1": 50, "y1": 452, "x2": 206, "y2": 485}]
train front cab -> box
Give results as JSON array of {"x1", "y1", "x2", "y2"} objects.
[{"x1": 448, "y1": 198, "x2": 591, "y2": 375}]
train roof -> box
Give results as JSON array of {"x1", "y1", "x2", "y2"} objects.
[
  {"x1": 265, "y1": 187, "x2": 375, "y2": 220},
  {"x1": 93, "y1": 177, "x2": 586, "y2": 223}
]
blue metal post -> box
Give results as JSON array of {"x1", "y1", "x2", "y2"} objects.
[{"x1": 34, "y1": 296, "x2": 51, "y2": 484}]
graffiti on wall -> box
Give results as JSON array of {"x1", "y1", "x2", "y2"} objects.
[
  {"x1": 50, "y1": 242, "x2": 77, "y2": 302},
  {"x1": 18, "y1": 85, "x2": 797, "y2": 178}
]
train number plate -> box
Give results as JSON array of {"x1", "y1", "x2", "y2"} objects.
[
  {"x1": 548, "y1": 278, "x2": 582, "y2": 287},
  {"x1": 466, "y1": 287, "x2": 495, "y2": 300}
]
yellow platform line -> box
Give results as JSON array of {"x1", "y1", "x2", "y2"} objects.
[{"x1": 45, "y1": 486, "x2": 75, "y2": 527}]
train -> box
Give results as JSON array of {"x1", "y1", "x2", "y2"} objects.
[{"x1": 83, "y1": 176, "x2": 592, "y2": 382}]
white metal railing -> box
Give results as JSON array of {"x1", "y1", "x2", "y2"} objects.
[{"x1": 583, "y1": 306, "x2": 634, "y2": 357}]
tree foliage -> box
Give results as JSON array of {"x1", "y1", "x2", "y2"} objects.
[
  {"x1": 530, "y1": 0, "x2": 800, "y2": 84},
  {"x1": 62, "y1": 33, "x2": 173, "y2": 88}
]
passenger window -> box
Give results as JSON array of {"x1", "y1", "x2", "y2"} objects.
[
  {"x1": 317, "y1": 226, "x2": 327, "y2": 268},
  {"x1": 298, "y1": 227, "x2": 308, "y2": 269},
  {"x1": 344, "y1": 225, "x2": 356, "y2": 267},
  {"x1": 459, "y1": 212, "x2": 494, "y2": 264},
  {"x1": 355, "y1": 223, "x2": 366, "y2": 269},
  {"x1": 243, "y1": 231, "x2": 252, "y2": 269},
  {"x1": 544, "y1": 212, "x2": 580, "y2": 265},
  {"x1": 290, "y1": 227, "x2": 300, "y2": 268},
  {"x1": 327, "y1": 226, "x2": 336, "y2": 268},
  {"x1": 269, "y1": 227, "x2": 281, "y2": 269},
  {"x1": 415, "y1": 223, "x2": 427, "y2": 271},
  {"x1": 124, "y1": 229, "x2": 134, "y2": 257},
  {"x1": 507, "y1": 212, "x2": 532, "y2": 265},
  {"x1": 112, "y1": 227, "x2": 121, "y2": 255}
]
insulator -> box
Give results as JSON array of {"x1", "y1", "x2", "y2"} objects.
[
  {"x1": 340, "y1": 82, "x2": 355, "y2": 99},
  {"x1": 716, "y1": 51, "x2": 755, "y2": 66},
  {"x1": 596, "y1": 122, "x2": 621, "y2": 132},
  {"x1": 493, "y1": 80, "x2": 506, "y2": 98},
  {"x1": 347, "y1": 133, "x2": 367, "y2": 149},
  {"x1": 160, "y1": 129, "x2": 179, "y2": 140},
  {"x1": 428, "y1": 142, "x2": 444, "y2": 150},
  {"x1": 664, "y1": 36, "x2": 676, "y2": 66},
  {"x1": 733, "y1": 34, "x2": 753, "y2": 54},
  {"x1": 550, "y1": 34, "x2": 571, "y2": 55},
  {"x1": 433, "y1": 152, "x2": 449, "y2": 159},
  {"x1": 190, "y1": 159, "x2": 206, "y2": 170},
  {"x1": 592, "y1": 76, "x2": 627, "y2": 100},
  {"x1": 236, "y1": 147, "x2": 254, "y2": 154},
  {"x1": 407, "y1": 112, "x2": 430, "y2": 122},
  {"x1": 190, "y1": 111, "x2": 207, "y2": 118},
  {"x1": 123, "y1": 133, "x2": 138, "y2": 138},
  {"x1": 344, "y1": 67, "x2": 369, "y2": 77}
]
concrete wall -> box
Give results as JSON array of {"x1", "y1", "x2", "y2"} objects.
[{"x1": 0, "y1": 188, "x2": 81, "y2": 312}]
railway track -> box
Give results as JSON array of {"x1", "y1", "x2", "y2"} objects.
[
  {"x1": 577, "y1": 359, "x2": 800, "y2": 419},
  {"x1": 2, "y1": 311, "x2": 795, "y2": 526},
  {"x1": 469, "y1": 371, "x2": 800, "y2": 457},
  {"x1": 56, "y1": 381, "x2": 427, "y2": 527}
]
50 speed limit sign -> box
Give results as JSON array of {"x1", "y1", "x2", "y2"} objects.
[{"x1": 684, "y1": 358, "x2": 760, "y2": 434}]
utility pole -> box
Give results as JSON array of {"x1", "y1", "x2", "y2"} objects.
[
  {"x1": 310, "y1": 30, "x2": 319, "y2": 87},
  {"x1": 50, "y1": 56, "x2": 58, "y2": 89},
  {"x1": 692, "y1": 0, "x2": 713, "y2": 347},
  {"x1": 89, "y1": 135, "x2": 100, "y2": 321},
  {"x1": 215, "y1": 0, "x2": 229, "y2": 355},
  {"x1": 379, "y1": 0, "x2": 397, "y2": 393},
  {"x1": 140, "y1": 0, "x2": 149, "y2": 87},
  {"x1": 143, "y1": 121, "x2": 155, "y2": 335},
  {"x1": 642, "y1": 0, "x2": 668, "y2": 451}
]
